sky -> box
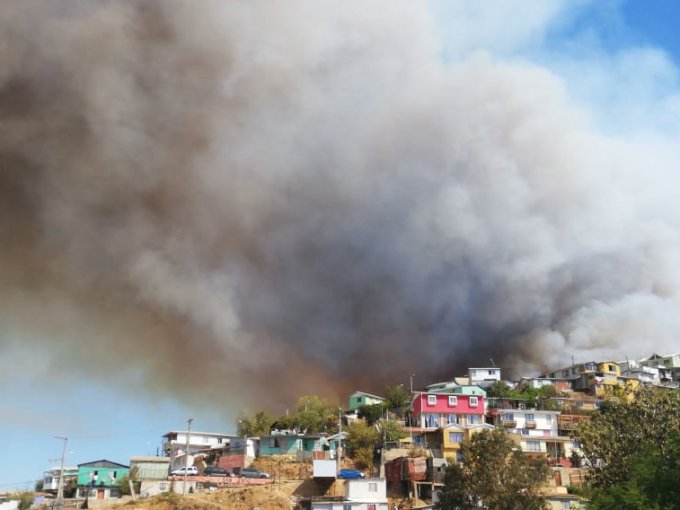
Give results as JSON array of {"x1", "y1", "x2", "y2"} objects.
[{"x1": 2, "y1": 0, "x2": 680, "y2": 491}]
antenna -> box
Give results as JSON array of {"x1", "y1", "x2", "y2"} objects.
[{"x1": 489, "y1": 358, "x2": 496, "y2": 367}]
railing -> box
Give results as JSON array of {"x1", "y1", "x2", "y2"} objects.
[
  {"x1": 525, "y1": 420, "x2": 537, "y2": 429},
  {"x1": 501, "y1": 420, "x2": 516, "y2": 428}
]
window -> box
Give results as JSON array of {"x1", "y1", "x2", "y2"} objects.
[
  {"x1": 447, "y1": 414, "x2": 458, "y2": 425},
  {"x1": 368, "y1": 505, "x2": 376, "y2": 510},
  {"x1": 368, "y1": 482, "x2": 377, "y2": 492},
  {"x1": 448, "y1": 396, "x2": 458, "y2": 406},
  {"x1": 449, "y1": 432, "x2": 463, "y2": 444},
  {"x1": 426, "y1": 413, "x2": 439, "y2": 428},
  {"x1": 488, "y1": 369, "x2": 496, "y2": 375},
  {"x1": 526, "y1": 440, "x2": 541, "y2": 452},
  {"x1": 427, "y1": 394, "x2": 437, "y2": 406},
  {"x1": 521, "y1": 428, "x2": 530, "y2": 435},
  {"x1": 502, "y1": 412, "x2": 514, "y2": 420},
  {"x1": 561, "y1": 501, "x2": 571, "y2": 510},
  {"x1": 468, "y1": 414, "x2": 480, "y2": 424},
  {"x1": 469, "y1": 396, "x2": 478, "y2": 407},
  {"x1": 525, "y1": 414, "x2": 535, "y2": 422},
  {"x1": 546, "y1": 414, "x2": 554, "y2": 423}
]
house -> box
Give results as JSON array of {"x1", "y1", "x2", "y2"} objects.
[
  {"x1": 518, "y1": 377, "x2": 572, "y2": 393},
  {"x1": 385, "y1": 457, "x2": 428, "y2": 484},
  {"x1": 348, "y1": 391, "x2": 386, "y2": 410},
  {"x1": 544, "y1": 489, "x2": 586, "y2": 509},
  {"x1": 437, "y1": 423, "x2": 495, "y2": 462},
  {"x1": 129, "y1": 456, "x2": 170, "y2": 498},
  {"x1": 75, "y1": 460, "x2": 129, "y2": 500},
  {"x1": 42, "y1": 466, "x2": 78, "y2": 494},
  {"x1": 639, "y1": 353, "x2": 680, "y2": 382},
  {"x1": 572, "y1": 371, "x2": 640, "y2": 398},
  {"x1": 412, "y1": 391, "x2": 486, "y2": 430},
  {"x1": 311, "y1": 478, "x2": 389, "y2": 510},
  {"x1": 489, "y1": 408, "x2": 572, "y2": 462},
  {"x1": 546, "y1": 362, "x2": 598, "y2": 380},
  {"x1": 468, "y1": 367, "x2": 502, "y2": 387},
  {"x1": 161, "y1": 431, "x2": 235, "y2": 470},
  {"x1": 489, "y1": 408, "x2": 559, "y2": 436},
  {"x1": 259, "y1": 432, "x2": 335, "y2": 460}
]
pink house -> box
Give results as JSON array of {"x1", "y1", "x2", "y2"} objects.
[{"x1": 412, "y1": 391, "x2": 486, "y2": 429}]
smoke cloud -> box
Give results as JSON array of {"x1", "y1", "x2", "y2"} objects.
[{"x1": 2, "y1": 1, "x2": 680, "y2": 410}]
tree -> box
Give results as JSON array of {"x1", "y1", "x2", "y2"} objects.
[
  {"x1": 118, "y1": 466, "x2": 140, "y2": 496},
  {"x1": 358, "y1": 403, "x2": 384, "y2": 425},
  {"x1": 574, "y1": 387, "x2": 680, "y2": 488},
  {"x1": 384, "y1": 384, "x2": 411, "y2": 417},
  {"x1": 379, "y1": 419, "x2": 408, "y2": 442},
  {"x1": 10, "y1": 493, "x2": 33, "y2": 510},
  {"x1": 588, "y1": 435, "x2": 680, "y2": 510},
  {"x1": 291, "y1": 395, "x2": 338, "y2": 433},
  {"x1": 436, "y1": 429, "x2": 550, "y2": 510},
  {"x1": 486, "y1": 381, "x2": 516, "y2": 398},
  {"x1": 237, "y1": 410, "x2": 275, "y2": 437},
  {"x1": 346, "y1": 421, "x2": 380, "y2": 470}
]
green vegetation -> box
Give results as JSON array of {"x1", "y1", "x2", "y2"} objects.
[
  {"x1": 572, "y1": 387, "x2": 680, "y2": 508},
  {"x1": 118, "y1": 465, "x2": 140, "y2": 496},
  {"x1": 358, "y1": 403, "x2": 384, "y2": 425},
  {"x1": 574, "y1": 387, "x2": 680, "y2": 488},
  {"x1": 237, "y1": 410, "x2": 275, "y2": 437},
  {"x1": 346, "y1": 421, "x2": 380, "y2": 470},
  {"x1": 379, "y1": 419, "x2": 408, "y2": 442},
  {"x1": 384, "y1": 384, "x2": 411, "y2": 417},
  {"x1": 237, "y1": 395, "x2": 339, "y2": 435},
  {"x1": 436, "y1": 429, "x2": 550, "y2": 510},
  {"x1": 486, "y1": 381, "x2": 565, "y2": 410},
  {"x1": 9, "y1": 493, "x2": 34, "y2": 510},
  {"x1": 587, "y1": 435, "x2": 680, "y2": 509}
]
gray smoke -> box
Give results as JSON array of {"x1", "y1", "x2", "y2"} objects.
[{"x1": 1, "y1": 0, "x2": 679, "y2": 410}]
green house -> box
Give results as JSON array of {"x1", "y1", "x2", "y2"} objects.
[
  {"x1": 452, "y1": 385, "x2": 487, "y2": 397},
  {"x1": 259, "y1": 434, "x2": 334, "y2": 457},
  {"x1": 348, "y1": 391, "x2": 385, "y2": 410},
  {"x1": 76, "y1": 460, "x2": 129, "y2": 500}
]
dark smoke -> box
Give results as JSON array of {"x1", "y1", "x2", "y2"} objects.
[{"x1": 2, "y1": 1, "x2": 679, "y2": 410}]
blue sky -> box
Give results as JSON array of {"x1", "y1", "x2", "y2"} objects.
[{"x1": 2, "y1": 0, "x2": 680, "y2": 491}]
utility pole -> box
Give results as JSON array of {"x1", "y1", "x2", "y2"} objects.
[
  {"x1": 409, "y1": 374, "x2": 415, "y2": 446},
  {"x1": 54, "y1": 436, "x2": 68, "y2": 510},
  {"x1": 183, "y1": 418, "x2": 193, "y2": 496}
]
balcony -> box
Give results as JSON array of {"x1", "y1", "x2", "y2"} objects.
[
  {"x1": 525, "y1": 420, "x2": 537, "y2": 429},
  {"x1": 501, "y1": 420, "x2": 517, "y2": 428}
]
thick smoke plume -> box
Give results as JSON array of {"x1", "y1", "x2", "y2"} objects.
[{"x1": 2, "y1": 1, "x2": 680, "y2": 410}]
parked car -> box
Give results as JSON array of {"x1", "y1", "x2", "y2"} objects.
[
  {"x1": 240, "y1": 468, "x2": 270, "y2": 479},
  {"x1": 204, "y1": 466, "x2": 231, "y2": 477},
  {"x1": 337, "y1": 468, "x2": 365, "y2": 479},
  {"x1": 170, "y1": 466, "x2": 198, "y2": 476}
]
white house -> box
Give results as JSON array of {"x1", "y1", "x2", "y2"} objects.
[
  {"x1": 161, "y1": 431, "x2": 235, "y2": 470},
  {"x1": 311, "y1": 478, "x2": 388, "y2": 510},
  {"x1": 468, "y1": 368, "x2": 502, "y2": 386},
  {"x1": 42, "y1": 466, "x2": 78, "y2": 493}
]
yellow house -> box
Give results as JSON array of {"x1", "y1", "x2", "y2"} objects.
[
  {"x1": 597, "y1": 361, "x2": 621, "y2": 376},
  {"x1": 440, "y1": 423, "x2": 495, "y2": 462}
]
